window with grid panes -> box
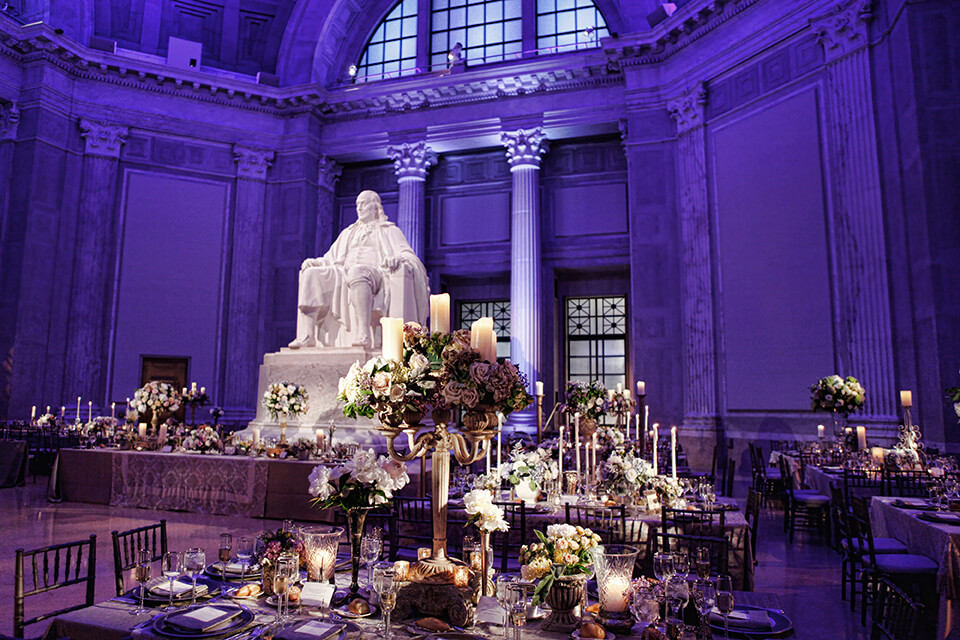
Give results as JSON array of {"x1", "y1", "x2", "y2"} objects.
[
  {"x1": 355, "y1": 0, "x2": 419, "y2": 81},
  {"x1": 430, "y1": 0, "x2": 522, "y2": 69},
  {"x1": 536, "y1": 0, "x2": 609, "y2": 54},
  {"x1": 566, "y1": 296, "x2": 627, "y2": 393},
  {"x1": 459, "y1": 300, "x2": 511, "y2": 360}
]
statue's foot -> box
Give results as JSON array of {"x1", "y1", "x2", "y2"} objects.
[
  {"x1": 287, "y1": 336, "x2": 317, "y2": 349},
  {"x1": 352, "y1": 337, "x2": 372, "y2": 349}
]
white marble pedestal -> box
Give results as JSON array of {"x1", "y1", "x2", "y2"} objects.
[{"x1": 237, "y1": 346, "x2": 384, "y2": 449}]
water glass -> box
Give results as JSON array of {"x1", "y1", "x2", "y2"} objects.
[
  {"x1": 236, "y1": 537, "x2": 253, "y2": 582},
  {"x1": 695, "y1": 579, "x2": 717, "y2": 623},
  {"x1": 184, "y1": 548, "x2": 205, "y2": 605},
  {"x1": 361, "y1": 530, "x2": 383, "y2": 590},
  {"x1": 630, "y1": 582, "x2": 660, "y2": 628},
  {"x1": 131, "y1": 548, "x2": 152, "y2": 615},
  {"x1": 653, "y1": 552, "x2": 674, "y2": 582},
  {"x1": 161, "y1": 551, "x2": 184, "y2": 611},
  {"x1": 495, "y1": 574, "x2": 518, "y2": 637},
  {"x1": 673, "y1": 551, "x2": 689, "y2": 580}
]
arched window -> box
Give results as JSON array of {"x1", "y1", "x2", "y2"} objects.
[
  {"x1": 354, "y1": 0, "x2": 609, "y2": 80},
  {"x1": 355, "y1": 0, "x2": 419, "y2": 81}
]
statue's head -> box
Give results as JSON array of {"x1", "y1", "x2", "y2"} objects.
[{"x1": 356, "y1": 190, "x2": 387, "y2": 223}]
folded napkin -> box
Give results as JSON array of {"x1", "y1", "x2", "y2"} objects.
[
  {"x1": 275, "y1": 621, "x2": 345, "y2": 640},
  {"x1": 149, "y1": 579, "x2": 207, "y2": 597},
  {"x1": 708, "y1": 608, "x2": 773, "y2": 630},
  {"x1": 299, "y1": 582, "x2": 336, "y2": 608},
  {"x1": 166, "y1": 605, "x2": 242, "y2": 633}
]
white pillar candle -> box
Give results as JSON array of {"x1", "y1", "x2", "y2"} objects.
[
  {"x1": 535, "y1": 381, "x2": 544, "y2": 396},
  {"x1": 253, "y1": 427, "x2": 261, "y2": 447},
  {"x1": 574, "y1": 413, "x2": 581, "y2": 476},
  {"x1": 616, "y1": 383, "x2": 622, "y2": 393},
  {"x1": 45, "y1": 405, "x2": 50, "y2": 415},
  {"x1": 429, "y1": 293, "x2": 451, "y2": 334},
  {"x1": 200, "y1": 386, "x2": 205, "y2": 395},
  {"x1": 470, "y1": 317, "x2": 495, "y2": 362},
  {"x1": 602, "y1": 576, "x2": 631, "y2": 612},
  {"x1": 88, "y1": 401, "x2": 92, "y2": 423},
  {"x1": 380, "y1": 317, "x2": 404, "y2": 361},
  {"x1": 652, "y1": 424, "x2": 659, "y2": 475},
  {"x1": 592, "y1": 432, "x2": 598, "y2": 481},
  {"x1": 900, "y1": 390, "x2": 912, "y2": 408},
  {"x1": 138, "y1": 423, "x2": 147, "y2": 438},
  {"x1": 316, "y1": 429, "x2": 323, "y2": 447},
  {"x1": 31, "y1": 406, "x2": 36, "y2": 420},
  {"x1": 158, "y1": 423, "x2": 167, "y2": 444},
  {"x1": 671, "y1": 426, "x2": 677, "y2": 480},
  {"x1": 496, "y1": 413, "x2": 503, "y2": 470},
  {"x1": 637, "y1": 381, "x2": 645, "y2": 396},
  {"x1": 817, "y1": 424, "x2": 825, "y2": 439},
  {"x1": 491, "y1": 331, "x2": 498, "y2": 362},
  {"x1": 191, "y1": 381, "x2": 197, "y2": 392},
  {"x1": 76, "y1": 396, "x2": 81, "y2": 419},
  {"x1": 558, "y1": 425, "x2": 564, "y2": 480},
  {"x1": 182, "y1": 387, "x2": 188, "y2": 396},
  {"x1": 856, "y1": 426, "x2": 867, "y2": 451}
]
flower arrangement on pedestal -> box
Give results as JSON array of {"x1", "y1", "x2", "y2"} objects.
[
  {"x1": 181, "y1": 425, "x2": 222, "y2": 453},
  {"x1": 463, "y1": 488, "x2": 509, "y2": 595},
  {"x1": 596, "y1": 425, "x2": 626, "y2": 452},
  {"x1": 560, "y1": 380, "x2": 608, "y2": 422},
  {"x1": 500, "y1": 444, "x2": 558, "y2": 500},
  {"x1": 598, "y1": 450, "x2": 655, "y2": 499},
  {"x1": 607, "y1": 389, "x2": 635, "y2": 415},
  {"x1": 338, "y1": 354, "x2": 436, "y2": 424},
  {"x1": 811, "y1": 374, "x2": 865, "y2": 437},
  {"x1": 519, "y1": 524, "x2": 601, "y2": 613},
  {"x1": 132, "y1": 381, "x2": 182, "y2": 428},
  {"x1": 263, "y1": 381, "x2": 308, "y2": 444}
]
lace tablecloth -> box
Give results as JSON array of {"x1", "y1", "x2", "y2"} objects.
[
  {"x1": 110, "y1": 450, "x2": 269, "y2": 517},
  {"x1": 870, "y1": 497, "x2": 960, "y2": 639}
]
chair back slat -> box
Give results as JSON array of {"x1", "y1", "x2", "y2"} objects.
[
  {"x1": 872, "y1": 576, "x2": 923, "y2": 640},
  {"x1": 654, "y1": 532, "x2": 729, "y2": 576},
  {"x1": 15, "y1": 534, "x2": 96, "y2": 637},
  {"x1": 565, "y1": 504, "x2": 627, "y2": 544},
  {"x1": 111, "y1": 520, "x2": 168, "y2": 596}
]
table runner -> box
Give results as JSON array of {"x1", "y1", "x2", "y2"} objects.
[{"x1": 110, "y1": 450, "x2": 269, "y2": 517}]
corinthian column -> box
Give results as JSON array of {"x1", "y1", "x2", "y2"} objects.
[
  {"x1": 387, "y1": 142, "x2": 436, "y2": 259},
  {"x1": 224, "y1": 145, "x2": 274, "y2": 417},
  {"x1": 812, "y1": 0, "x2": 897, "y2": 430},
  {"x1": 64, "y1": 119, "x2": 128, "y2": 409},
  {"x1": 502, "y1": 128, "x2": 548, "y2": 429},
  {"x1": 668, "y1": 84, "x2": 719, "y2": 432}
]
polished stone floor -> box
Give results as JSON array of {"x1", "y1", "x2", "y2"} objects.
[{"x1": 0, "y1": 480, "x2": 870, "y2": 639}]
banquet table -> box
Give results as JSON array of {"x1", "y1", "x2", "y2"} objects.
[{"x1": 870, "y1": 496, "x2": 960, "y2": 639}]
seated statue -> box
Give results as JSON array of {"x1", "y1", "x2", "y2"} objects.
[{"x1": 289, "y1": 189, "x2": 429, "y2": 349}]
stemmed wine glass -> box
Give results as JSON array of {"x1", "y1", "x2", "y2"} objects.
[
  {"x1": 218, "y1": 533, "x2": 232, "y2": 591},
  {"x1": 161, "y1": 551, "x2": 185, "y2": 611},
  {"x1": 495, "y1": 574, "x2": 518, "y2": 638},
  {"x1": 695, "y1": 547, "x2": 711, "y2": 580},
  {"x1": 673, "y1": 551, "x2": 690, "y2": 581},
  {"x1": 184, "y1": 547, "x2": 205, "y2": 606},
  {"x1": 374, "y1": 568, "x2": 398, "y2": 640},
  {"x1": 716, "y1": 575, "x2": 735, "y2": 640},
  {"x1": 131, "y1": 548, "x2": 152, "y2": 616},
  {"x1": 236, "y1": 537, "x2": 253, "y2": 583},
  {"x1": 695, "y1": 579, "x2": 717, "y2": 629},
  {"x1": 506, "y1": 583, "x2": 529, "y2": 640},
  {"x1": 273, "y1": 554, "x2": 299, "y2": 623},
  {"x1": 630, "y1": 580, "x2": 660, "y2": 629},
  {"x1": 361, "y1": 529, "x2": 383, "y2": 592}
]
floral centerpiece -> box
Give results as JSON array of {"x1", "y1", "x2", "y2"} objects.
[
  {"x1": 132, "y1": 381, "x2": 182, "y2": 428},
  {"x1": 500, "y1": 444, "x2": 558, "y2": 504},
  {"x1": 470, "y1": 470, "x2": 502, "y2": 492},
  {"x1": 560, "y1": 381, "x2": 607, "y2": 436},
  {"x1": 598, "y1": 450, "x2": 655, "y2": 499},
  {"x1": 338, "y1": 355, "x2": 436, "y2": 425},
  {"x1": 608, "y1": 389, "x2": 635, "y2": 415},
  {"x1": 263, "y1": 381, "x2": 308, "y2": 444},
  {"x1": 519, "y1": 523, "x2": 602, "y2": 631},
  {"x1": 181, "y1": 425, "x2": 222, "y2": 453},
  {"x1": 811, "y1": 374, "x2": 865, "y2": 437},
  {"x1": 37, "y1": 413, "x2": 57, "y2": 427},
  {"x1": 652, "y1": 475, "x2": 685, "y2": 507},
  {"x1": 254, "y1": 528, "x2": 304, "y2": 596},
  {"x1": 463, "y1": 488, "x2": 509, "y2": 595},
  {"x1": 287, "y1": 438, "x2": 316, "y2": 460},
  {"x1": 596, "y1": 424, "x2": 626, "y2": 452},
  {"x1": 308, "y1": 448, "x2": 410, "y2": 596}
]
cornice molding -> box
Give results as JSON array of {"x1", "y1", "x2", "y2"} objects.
[
  {"x1": 810, "y1": 0, "x2": 873, "y2": 62},
  {"x1": 386, "y1": 142, "x2": 437, "y2": 181},
  {"x1": 667, "y1": 82, "x2": 707, "y2": 135},
  {"x1": 233, "y1": 144, "x2": 274, "y2": 181},
  {"x1": 78, "y1": 118, "x2": 128, "y2": 158}
]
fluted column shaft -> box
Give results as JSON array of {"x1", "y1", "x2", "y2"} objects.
[
  {"x1": 64, "y1": 119, "x2": 128, "y2": 409},
  {"x1": 814, "y1": 0, "x2": 896, "y2": 427},
  {"x1": 668, "y1": 85, "x2": 718, "y2": 427},
  {"x1": 300, "y1": 155, "x2": 341, "y2": 340},
  {"x1": 502, "y1": 129, "x2": 548, "y2": 428},
  {"x1": 224, "y1": 145, "x2": 274, "y2": 414},
  {"x1": 387, "y1": 142, "x2": 436, "y2": 260}
]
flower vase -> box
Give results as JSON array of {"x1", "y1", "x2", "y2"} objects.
[
  {"x1": 832, "y1": 413, "x2": 848, "y2": 440},
  {"x1": 541, "y1": 574, "x2": 586, "y2": 633},
  {"x1": 280, "y1": 414, "x2": 288, "y2": 445},
  {"x1": 479, "y1": 530, "x2": 492, "y2": 597},
  {"x1": 261, "y1": 560, "x2": 276, "y2": 597},
  {"x1": 150, "y1": 412, "x2": 159, "y2": 433},
  {"x1": 515, "y1": 481, "x2": 540, "y2": 506},
  {"x1": 347, "y1": 508, "x2": 370, "y2": 597}
]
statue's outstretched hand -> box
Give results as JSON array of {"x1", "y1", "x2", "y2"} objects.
[{"x1": 301, "y1": 257, "x2": 325, "y2": 271}]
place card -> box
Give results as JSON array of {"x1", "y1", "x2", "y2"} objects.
[
  {"x1": 299, "y1": 582, "x2": 335, "y2": 608},
  {"x1": 276, "y1": 620, "x2": 344, "y2": 640}
]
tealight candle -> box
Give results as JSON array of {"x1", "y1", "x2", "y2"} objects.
[
  {"x1": 602, "y1": 576, "x2": 631, "y2": 612},
  {"x1": 417, "y1": 547, "x2": 432, "y2": 561},
  {"x1": 469, "y1": 550, "x2": 482, "y2": 571},
  {"x1": 453, "y1": 565, "x2": 469, "y2": 588},
  {"x1": 900, "y1": 390, "x2": 912, "y2": 408},
  {"x1": 393, "y1": 561, "x2": 409, "y2": 581}
]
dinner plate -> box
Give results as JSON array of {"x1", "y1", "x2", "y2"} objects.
[
  {"x1": 151, "y1": 604, "x2": 254, "y2": 638},
  {"x1": 135, "y1": 576, "x2": 220, "y2": 604},
  {"x1": 917, "y1": 512, "x2": 960, "y2": 525},
  {"x1": 423, "y1": 633, "x2": 484, "y2": 640},
  {"x1": 708, "y1": 605, "x2": 793, "y2": 637},
  {"x1": 572, "y1": 629, "x2": 615, "y2": 640},
  {"x1": 204, "y1": 563, "x2": 261, "y2": 581},
  {"x1": 892, "y1": 499, "x2": 938, "y2": 511}
]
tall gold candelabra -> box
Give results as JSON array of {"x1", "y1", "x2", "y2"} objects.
[{"x1": 376, "y1": 408, "x2": 496, "y2": 583}]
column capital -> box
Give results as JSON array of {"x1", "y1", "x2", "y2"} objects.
[
  {"x1": 318, "y1": 155, "x2": 342, "y2": 191},
  {"x1": 79, "y1": 119, "x2": 128, "y2": 158},
  {"x1": 233, "y1": 144, "x2": 274, "y2": 181},
  {"x1": 811, "y1": 0, "x2": 873, "y2": 62},
  {"x1": 501, "y1": 128, "x2": 549, "y2": 170},
  {"x1": 386, "y1": 142, "x2": 437, "y2": 182},
  {"x1": 667, "y1": 82, "x2": 707, "y2": 135},
  {"x1": 1, "y1": 102, "x2": 20, "y2": 141}
]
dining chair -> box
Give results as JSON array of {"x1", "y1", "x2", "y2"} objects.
[
  {"x1": 111, "y1": 520, "x2": 168, "y2": 596},
  {"x1": 870, "y1": 576, "x2": 923, "y2": 640},
  {"x1": 653, "y1": 531, "x2": 729, "y2": 577},
  {"x1": 565, "y1": 503, "x2": 627, "y2": 545},
  {"x1": 843, "y1": 468, "x2": 883, "y2": 506},
  {"x1": 390, "y1": 495, "x2": 433, "y2": 561},
  {"x1": 745, "y1": 488, "x2": 761, "y2": 565},
  {"x1": 883, "y1": 469, "x2": 929, "y2": 498},
  {"x1": 14, "y1": 535, "x2": 97, "y2": 638},
  {"x1": 493, "y1": 501, "x2": 527, "y2": 572},
  {"x1": 722, "y1": 458, "x2": 736, "y2": 498},
  {"x1": 850, "y1": 497, "x2": 936, "y2": 627},
  {"x1": 661, "y1": 506, "x2": 725, "y2": 537},
  {"x1": 778, "y1": 456, "x2": 829, "y2": 542}
]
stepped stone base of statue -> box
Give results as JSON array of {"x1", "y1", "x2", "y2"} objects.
[{"x1": 237, "y1": 346, "x2": 383, "y2": 449}]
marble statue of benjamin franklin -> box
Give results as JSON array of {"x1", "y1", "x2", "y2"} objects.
[{"x1": 288, "y1": 189, "x2": 429, "y2": 349}]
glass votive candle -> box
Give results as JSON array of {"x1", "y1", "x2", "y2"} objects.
[
  {"x1": 454, "y1": 565, "x2": 469, "y2": 588},
  {"x1": 594, "y1": 544, "x2": 640, "y2": 633},
  {"x1": 393, "y1": 560, "x2": 409, "y2": 581},
  {"x1": 418, "y1": 547, "x2": 432, "y2": 561},
  {"x1": 469, "y1": 549, "x2": 482, "y2": 571},
  {"x1": 300, "y1": 525, "x2": 343, "y2": 583}
]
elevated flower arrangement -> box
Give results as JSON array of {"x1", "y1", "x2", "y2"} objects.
[
  {"x1": 132, "y1": 381, "x2": 182, "y2": 429},
  {"x1": 262, "y1": 381, "x2": 308, "y2": 444},
  {"x1": 598, "y1": 449, "x2": 655, "y2": 500},
  {"x1": 180, "y1": 425, "x2": 222, "y2": 454},
  {"x1": 560, "y1": 380, "x2": 607, "y2": 435},
  {"x1": 500, "y1": 443, "x2": 558, "y2": 501},
  {"x1": 811, "y1": 374, "x2": 865, "y2": 437}
]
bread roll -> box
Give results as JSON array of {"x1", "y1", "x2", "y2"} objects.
[
  {"x1": 416, "y1": 617, "x2": 451, "y2": 632},
  {"x1": 640, "y1": 624, "x2": 663, "y2": 640},
  {"x1": 348, "y1": 598, "x2": 371, "y2": 615},
  {"x1": 584, "y1": 603, "x2": 600, "y2": 614},
  {"x1": 287, "y1": 586, "x2": 301, "y2": 603},
  {"x1": 235, "y1": 584, "x2": 261, "y2": 598},
  {"x1": 579, "y1": 622, "x2": 606, "y2": 639}
]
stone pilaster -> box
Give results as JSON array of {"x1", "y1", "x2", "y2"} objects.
[
  {"x1": 387, "y1": 142, "x2": 436, "y2": 259},
  {"x1": 63, "y1": 119, "x2": 128, "y2": 409},
  {"x1": 299, "y1": 155, "x2": 341, "y2": 341},
  {"x1": 813, "y1": 0, "x2": 897, "y2": 430},
  {"x1": 667, "y1": 84, "x2": 719, "y2": 432},
  {"x1": 502, "y1": 128, "x2": 548, "y2": 429},
  {"x1": 224, "y1": 144, "x2": 274, "y2": 417},
  {"x1": 0, "y1": 102, "x2": 19, "y2": 261}
]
